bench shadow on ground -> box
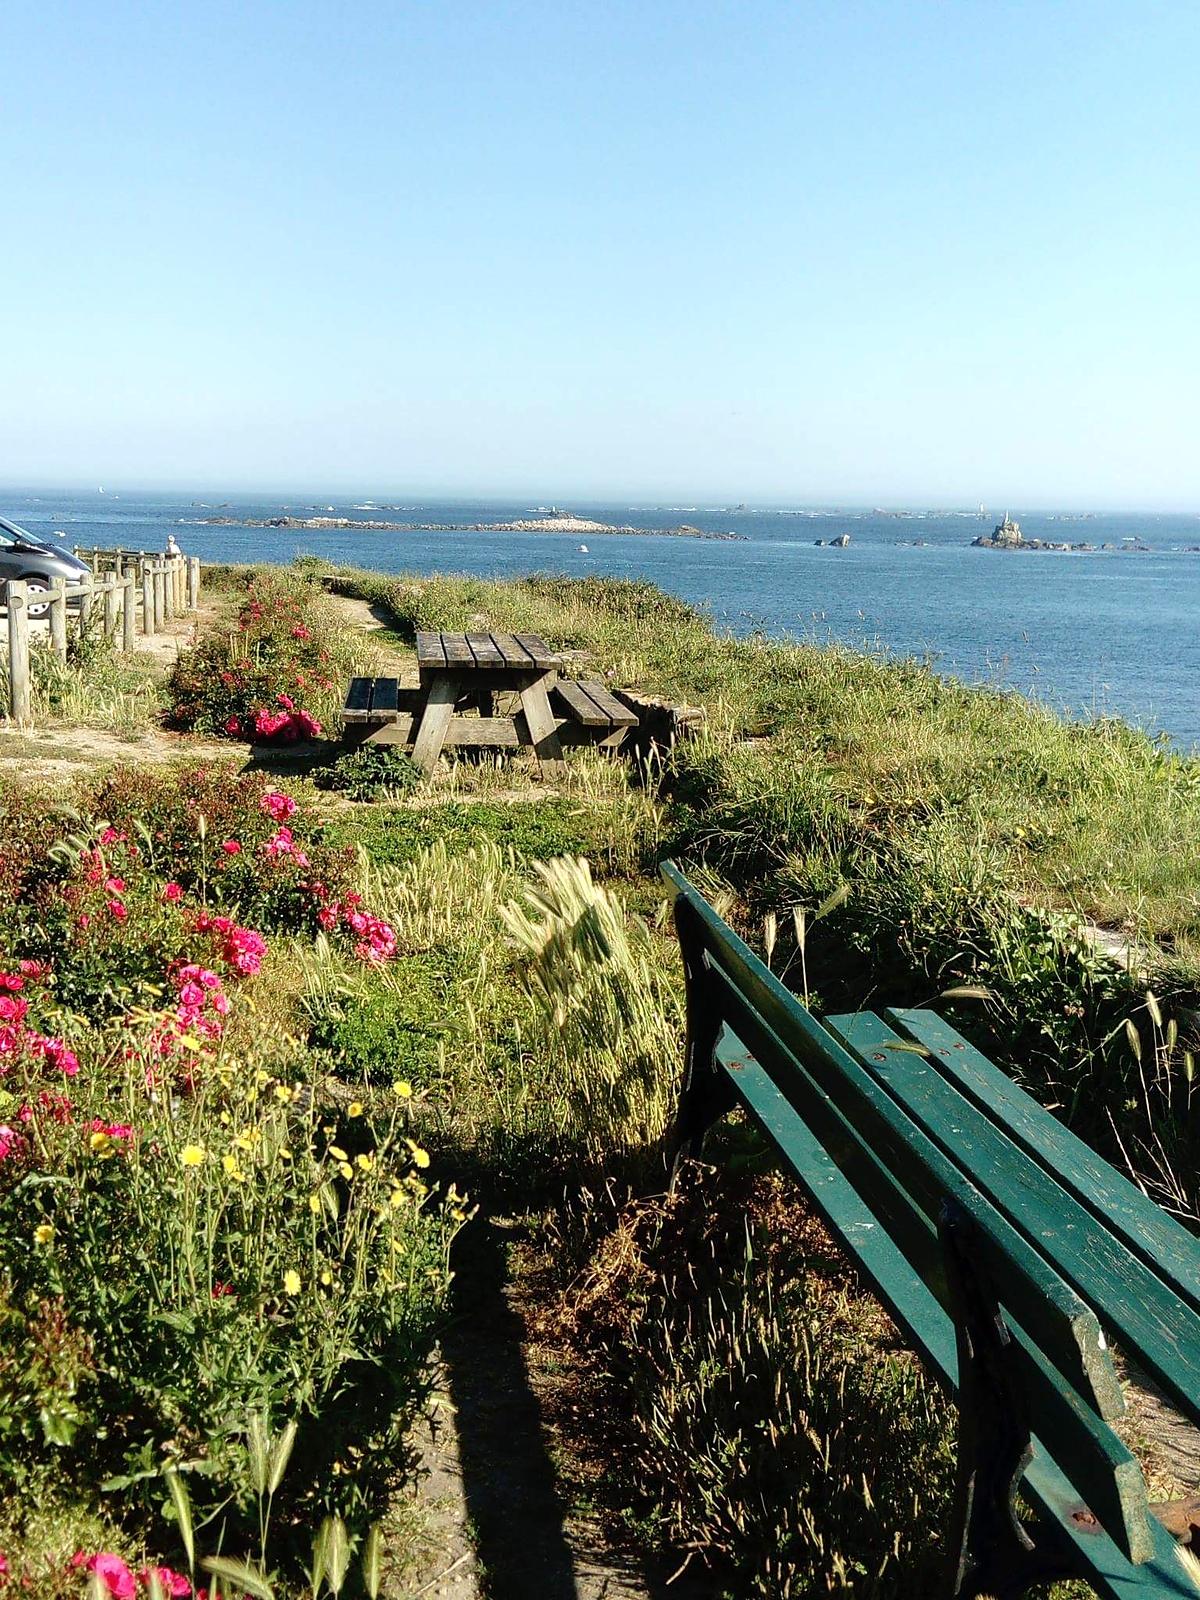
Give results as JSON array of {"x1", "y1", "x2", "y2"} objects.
[{"x1": 442, "y1": 1209, "x2": 712, "y2": 1600}]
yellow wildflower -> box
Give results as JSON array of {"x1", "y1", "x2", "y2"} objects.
[
  {"x1": 337, "y1": 1161, "x2": 354, "y2": 1181},
  {"x1": 283, "y1": 1269, "x2": 301, "y2": 1295},
  {"x1": 410, "y1": 1145, "x2": 431, "y2": 1170},
  {"x1": 347, "y1": 1101, "x2": 364, "y2": 1118},
  {"x1": 328, "y1": 1145, "x2": 349, "y2": 1162},
  {"x1": 180, "y1": 1144, "x2": 207, "y2": 1167},
  {"x1": 222, "y1": 1153, "x2": 244, "y2": 1180},
  {"x1": 389, "y1": 1187, "x2": 405, "y2": 1208},
  {"x1": 308, "y1": 1192, "x2": 322, "y2": 1214},
  {"x1": 355, "y1": 1152, "x2": 374, "y2": 1173},
  {"x1": 320, "y1": 1269, "x2": 333, "y2": 1287},
  {"x1": 33, "y1": 1223, "x2": 54, "y2": 1245},
  {"x1": 88, "y1": 1130, "x2": 111, "y2": 1154},
  {"x1": 394, "y1": 1081, "x2": 413, "y2": 1099},
  {"x1": 256, "y1": 1070, "x2": 270, "y2": 1086},
  {"x1": 274, "y1": 1085, "x2": 293, "y2": 1103}
]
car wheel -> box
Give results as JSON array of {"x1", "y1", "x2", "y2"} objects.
[{"x1": 18, "y1": 576, "x2": 53, "y2": 618}]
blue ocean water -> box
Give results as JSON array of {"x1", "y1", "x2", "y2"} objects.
[{"x1": 7, "y1": 488, "x2": 1200, "y2": 747}]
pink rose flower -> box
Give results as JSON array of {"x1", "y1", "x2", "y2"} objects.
[
  {"x1": 79, "y1": 1552, "x2": 137, "y2": 1598},
  {"x1": 221, "y1": 840, "x2": 242, "y2": 856},
  {"x1": 163, "y1": 882, "x2": 184, "y2": 902}
]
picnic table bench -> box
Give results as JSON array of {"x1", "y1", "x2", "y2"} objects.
[
  {"x1": 342, "y1": 630, "x2": 638, "y2": 777},
  {"x1": 663, "y1": 860, "x2": 1200, "y2": 1599}
]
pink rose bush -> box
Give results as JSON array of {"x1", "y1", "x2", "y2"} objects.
[{"x1": 166, "y1": 570, "x2": 345, "y2": 741}]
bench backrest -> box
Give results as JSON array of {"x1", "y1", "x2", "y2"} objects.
[{"x1": 664, "y1": 862, "x2": 1200, "y2": 1581}]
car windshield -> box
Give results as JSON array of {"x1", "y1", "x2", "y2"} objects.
[{"x1": 0, "y1": 519, "x2": 42, "y2": 549}]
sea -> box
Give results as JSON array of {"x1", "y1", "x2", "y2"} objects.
[{"x1": 7, "y1": 489, "x2": 1200, "y2": 748}]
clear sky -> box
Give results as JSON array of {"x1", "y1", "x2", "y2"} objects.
[{"x1": 3, "y1": 0, "x2": 1198, "y2": 506}]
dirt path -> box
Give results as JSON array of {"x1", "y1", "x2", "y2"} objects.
[{"x1": 394, "y1": 1215, "x2": 711, "y2": 1600}]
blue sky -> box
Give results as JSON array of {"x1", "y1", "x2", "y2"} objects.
[{"x1": 2, "y1": 0, "x2": 1198, "y2": 505}]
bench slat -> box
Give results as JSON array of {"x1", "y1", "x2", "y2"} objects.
[
  {"x1": 554, "y1": 680, "x2": 640, "y2": 727},
  {"x1": 343, "y1": 677, "x2": 375, "y2": 722},
  {"x1": 826, "y1": 1009, "x2": 1200, "y2": 1437},
  {"x1": 576, "y1": 681, "x2": 639, "y2": 725},
  {"x1": 703, "y1": 959, "x2": 1123, "y2": 1423},
  {"x1": 1020, "y1": 1451, "x2": 1194, "y2": 1599},
  {"x1": 891, "y1": 1008, "x2": 1200, "y2": 1320},
  {"x1": 554, "y1": 680, "x2": 611, "y2": 726},
  {"x1": 370, "y1": 677, "x2": 399, "y2": 718},
  {"x1": 715, "y1": 1027, "x2": 957, "y2": 1386},
  {"x1": 719, "y1": 1020, "x2": 1153, "y2": 1563}
]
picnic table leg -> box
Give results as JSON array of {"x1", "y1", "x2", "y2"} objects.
[
  {"x1": 518, "y1": 675, "x2": 565, "y2": 778},
  {"x1": 411, "y1": 674, "x2": 459, "y2": 775}
]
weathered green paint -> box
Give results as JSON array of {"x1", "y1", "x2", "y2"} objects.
[
  {"x1": 826, "y1": 1009, "x2": 1200, "y2": 1433},
  {"x1": 662, "y1": 862, "x2": 1200, "y2": 1597},
  {"x1": 890, "y1": 1008, "x2": 1200, "y2": 1318}
]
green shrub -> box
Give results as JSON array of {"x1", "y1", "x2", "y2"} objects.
[
  {"x1": 317, "y1": 742, "x2": 422, "y2": 801},
  {"x1": 309, "y1": 954, "x2": 460, "y2": 1083}
]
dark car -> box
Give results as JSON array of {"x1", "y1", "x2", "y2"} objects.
[{"x1": 0, "y1": 517, "x2": 91, "y2": 615}]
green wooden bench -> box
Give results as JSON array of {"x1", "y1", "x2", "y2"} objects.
[{"x1": 662, "y1": 860, "x2": 1200, "y2": 1600}]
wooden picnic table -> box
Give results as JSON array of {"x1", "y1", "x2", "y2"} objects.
[
  {"x1": 343, "y1": 631, "x2": 641, "y2": 778},
  {"x1": 411, "y1": 630, "x2": 567, "y2": 776}
]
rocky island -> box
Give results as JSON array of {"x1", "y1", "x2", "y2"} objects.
[
  {"x1": 197, "y1": 510, "x2": 747, "y2": 541},
  {"x1": 972, "y1": 514, "x2": 1100, "y2": 553}
]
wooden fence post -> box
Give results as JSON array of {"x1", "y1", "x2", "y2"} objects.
[
  {"x1": 79, "y1": 575, "x2": 93, "y2": 631},
  {"x1": 188, "y1": 557, "x2": 200, "y2": 611},
  {"x1": 142, "y1": 565, "x2": 155, "y2": 636},
  {"x1": 49, "y1": 579, "x2": 68, "y2": 662},
  {"x1": 7, "y1": 582, "x2": 30, "y2": 725},
  {"x1": 122, "y1": 574, "x2": 136, "y2": 652},
  {"x1": 103, "y1": 575, "x2": 119, "y2": 640},
  {"x1": 163, "y1": 561, "x2": 175, "y2": 624},
  {"x1": 153, "y1": 564, "x2": 165, "y2": 633}
]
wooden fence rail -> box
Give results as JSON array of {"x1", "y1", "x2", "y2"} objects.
[{"x1": 1, "y1": 555, "x2": 202, "y2": 725}]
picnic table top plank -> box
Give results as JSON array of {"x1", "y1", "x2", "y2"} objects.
[
  {"x1": 416, "y1": 632, "x2": 447, "y2": 667},
  {"x1": 440, "y1": 635, "x2": 474, "y2": 665},
  {"x1": 491, "y1": 632, "x2": 535, "y2": 667},
  {"x1": 512, "y1": 632, "x2": 563, "y2": 670},
  {"x1": 465, "y1": 632, "x2": 505, "y2": 667},
  {"x1": 370, "y1": 677, "x2": 399, "y2": 716}
]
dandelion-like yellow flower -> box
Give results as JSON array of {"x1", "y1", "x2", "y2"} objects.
[
  {"x1": 355, "y1": 1152, "x2": 374, "y2": 1172},
  {"x1": 222, "y1": 1153, "x2": 244, "y2": 1180},
  {"x1": 88, "y1": 1130, "x2": 111, "y2": 1154},
  {"x1": 328, "y1": 1145, "x2": 349, "y2": 1162},
  {"x1": 320, "y1": 1269, "x2": 333, "y2": 1287},
  {"x1": 308, "y1": 1192, "x2": 322, "y2": 1214},
  {"x1": 394, "y1": 1081, "x2": 413, "y2": 1099},
  {"x1": 180, "y1": 1144, "x2": 207, "y2": 1167},
  {"x1": 389, "y1": 1187, "x2": 405, "y2": 1209},
  {"x1": 283, "y1": 1269, "x2": 301, "y2": 1295},
  {"x1": 337, "y1": 1161, "x2": 354, "y2": 1181},
  {"x1": 347, "y1": 1101, "x2": 364, "y2": 1118},
  {"x1": 410, "y1": 1146, "x2": 431, "y2": 1170},
  {"x1": 274, "y1": 1085, "x2": 293, "y2": 1103},
  {"x1": 33, "y1": 1223, "x2": 55, "y2": 1245}
]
